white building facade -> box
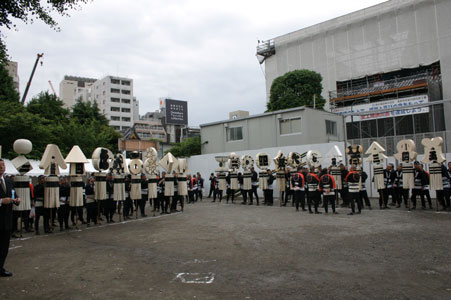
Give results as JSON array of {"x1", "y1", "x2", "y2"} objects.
[{"x1": 59, "y1": 75, "x2": 140, "y2": 131}]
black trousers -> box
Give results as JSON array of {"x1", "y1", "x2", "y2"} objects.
[
  {"x1": 171, "y1": 193, "x2": 180, "y2": 211},
  {"x1": 349, "y1": 192, "x2": 362, "y2": 213},
  {"x1": 208, "y1": 185, "x2": 215, "y2": 197},
  {"x1": 241, "y1": 189, "x2": 248, "y2": 203},
  {"x1": 308, "y1": 191, "x2": 320, "y2": 212},
  {"x1": 250, "y1": 186, "x2": 259, "y2": 204},
  {"x1": 423, "y1": 190, "x2": 432, "y2": 207},
  {"x1": 226, "y1": 189, "x2": 234, "y2": 203},
  {"x1": 359, "y1": 190, "x2": 371, "y2": 208},
  {"x1": 86, "y1": 202, "x2": 98, "y2": 224},
  {"x1": 139, "y1": 194, "x2": 148, "y2": 215},
  {"x1": 213, "y1": 189, "x2": 222, "y2": 201},
  {"x1": 378, "y1": 189, "x2": 387, "y2": 208},
  {"x1": 340, "y1": 188, "x2": 348, "y2": 206},
  {"x1": 440, "y1": 188, "x2": 451, "y2": 209},
  {"x1": 395, "y1": 188, "x2": 409, "y2": 206},
  {"x1": 323, "y1": 195, "x2": 336, "y2": 213},
  {"x1": 0, "y1": 229, "x2": 11, "y2": 270},
  {"x1": 411, "y1": 189, "x2": 424, "y2": 208},
  {"x1": 264, "y1": 189, "x2": 273, "y2": 205},
  {"x1": 58, "y1": 204, "x2": 70, "y2": 228},
  {"x1": 293, "y1": 190, "x2": 305, "y2": 211},
  {"x1": 104, "y1": 198, "x2": 116, "y2": 220},
  {"x1": 35, "y1": 206, "x2": 50, "y2": 232},
  {"x1": 383, "y1": 188, "x2": 395, "y2": 206},
  {"x1": 70, "y1": 206, "x2": 84, "y2": 224},
  {"x1": 284, "y1": 189, "x2": 292, "y2": 206},
  {"x1": 12, "y1": 210, "x2": 31, "y2": 232}
]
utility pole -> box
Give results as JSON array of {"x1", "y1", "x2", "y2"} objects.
[{"x1": 21, "y1": 53, "x2": 44, "y2": 105}]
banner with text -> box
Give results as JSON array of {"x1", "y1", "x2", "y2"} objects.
[{"x1": 332, "y1": 95, "x2": 429, "y2": 122}]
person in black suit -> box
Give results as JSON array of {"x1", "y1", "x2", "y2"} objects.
[{"x1": 0, "y1": 159, "x2": 21, "y2": 277}]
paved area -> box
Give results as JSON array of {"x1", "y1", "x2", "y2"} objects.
[{"x1": 1, "y1": 199, "x2": 451, "y2": 299}]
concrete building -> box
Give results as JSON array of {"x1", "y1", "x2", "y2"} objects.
[
  {"x1": 258, "y1": 0, "x2": 451, "y2": 154},
  {"x1": 60, "y1": 75, "x2": 140, "y2": 131},
  {"x1": 5, "y1": 61, "x2": 19, "y2": 92},
  {"x1": 59, "y1": 76, "x2": 97, "y2": 108},
  {"x1": 200, "y1": 107, "x2": 344, "y2": 155}
]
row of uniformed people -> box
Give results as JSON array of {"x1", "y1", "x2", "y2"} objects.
[
  {"x1": 372, "y1": 161, "x2": 450, "y2": 210},
  {"x1": 14, "y1": 171, "x2": 206, "y2": 236},
  {"x1": 209, "y1": 165, "x2": 370, "y2": 215}
]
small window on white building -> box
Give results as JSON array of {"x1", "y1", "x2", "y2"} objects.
[
  {"x1": 326, "y1": 120, "x2": 337, "y2": 136},
  {"x1": 227, "y1": 126, "x2": 243, "y2": 141},
  {"x1": 280, "y1": 118, "x2": 301, "y2": 135}
]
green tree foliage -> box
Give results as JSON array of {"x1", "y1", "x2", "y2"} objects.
[
  {"x1": 0, "y1": 63, "x2": 19, "y2": 102},
  {"x1": 0, "y1": 0, "x2": 90, "y2": 62},
  {"x1": 165, "y1": 136, "x2": 201, "y2": 158},
  {"x1": 0, "y1": 85, "x2": 120, "y2": 159},
  {"x1": 267, "y1": 69, "x2": 326, "y2": 112}
]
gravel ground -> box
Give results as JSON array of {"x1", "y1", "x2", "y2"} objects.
[{"x1": 1, "y1": 198, "x2": 451, "y2": 300}]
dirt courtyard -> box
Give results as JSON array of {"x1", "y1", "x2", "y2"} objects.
[{"x1": 1, "y1": 199, "x2": 451, "y2": 299}]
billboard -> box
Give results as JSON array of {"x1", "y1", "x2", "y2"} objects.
[
  {"x1": 332, "y1": 95, "x2": 429, "y2": 122},
  {"x1": 165, "y1": 99, "x2": 188, "y2": 125}
]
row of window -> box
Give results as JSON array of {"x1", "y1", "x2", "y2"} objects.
[
  {"x1": 111, "y1": 88, "x2": 131, "y2": 95},
  {"x1": 226, "y1": 119, "x2": 337, "y2": 141},
  {"x1": 110, "y1": 116, "x2": 131, "y2": 122},
  {"x1": 111, "y1": 107, "x2": 131, "y2": 113},
  {"x1": 110, "y1": 79, "x2": 131, "y2": 86},
  {"x1": 346, "y1": 106, "x2": 446, "y2": 139},
  {"x1": 110, "y1": 97, "x2": 131, "y2": 104}
]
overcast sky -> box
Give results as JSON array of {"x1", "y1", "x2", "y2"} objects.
[{"x1": 5, "y1": 0, "x2": 386, "y2": 127}]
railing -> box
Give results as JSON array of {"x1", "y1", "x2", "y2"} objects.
[{"x1": 329, "y1": 73, "x2": 433, "y2": 103}]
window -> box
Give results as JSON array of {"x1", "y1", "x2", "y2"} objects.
[
  {"x1": 414, "y1": 113, "x2": 431, "y2": 134},
  {"x1": 377, "y1": 118, "x2": 394, "y2": 137},
  {"x1": 111, "y1": 107, "x2": 120, "y2": 112},
  {"x1": 122, "y1": 126, "x2": 130, "y2": 130},
  {"x1": 280, "y1": 118, "x2": 301, "y2": 135},
  {"x1": 121, "y1": 89, "x2": 131, "y2": 95},
  {"x1": 111, "y1": 116, "x2": 120, "y2": 121},
  {"x1": 395, "y1": 115, "x2": 413, "y2": 135},
  {"x1": 111, "y1": 78, "x2": 120, "y2": 84},
  {"x1": 121, "y1": 108, "x2": 131, "y2": 113},
  {"x1": 111, "y1": 97, "x2": 120, "y2": 103},
  {"x1": 346, "y1": 122, "x2": 360, "y2": 139},
  {"x1": 227, "y1": 127, "x2": 243, "y2": 141},
  {"x1": 360, "y1": 120, "x2": 377, "y2": 138},
  {"x1": 122, "y1": 117, "x2": 131, "y2": 122},
  {"x1": 113, "y1": 126, "x2": 120, "y2": 130},
  {"x1": 325, "y1": 120, "x2": 337, "y2": 136},
  {"x1": 111, "y1": 88, "x2": 120, "y2": 93},
  {"x1": 121, "y1": 99, "x2": 130, "y2": 104},
  {"x1": 121, "y1": 80, "x2": 131, "y2": 86}
]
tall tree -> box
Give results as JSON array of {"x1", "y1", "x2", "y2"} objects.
[
  {"x1": 0, "y1": 63, "x2": 19, "y2": 102},
  {"x1": 267, "y1": 69, "x2": 326, "y2": 112},
  {"x1": 165, "y1": 136, "x2": 201, "y2": 158},
  {"x1": 0, "y1": 0, "x2": 91, "y2": 62}
]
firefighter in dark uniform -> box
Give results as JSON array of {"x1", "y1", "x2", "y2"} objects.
[
  {"x1": 264, "y1": 169, "x2": 275, "y2": 206},
  {"x1": 436, "y1": 163, "x2": 450, "y2": 211},
  {"x1": 105, "y1": 173, "x2": 115, "y2": 222},
  {"x1": 359, "y1": 169, "x2": 371, "y2": 209},
  {"x1": 340, "y1": 164, "x2": 349, "y2": 207},
  {"x1": 291, "y1": 167, "x2": 305, "y2": 211},
  {"x1": 58, "y1": 177, "x2": 71, "y2": 231},
  {"x1": 140, "y1": 174, "x2": 148, "y2": 217},
  {"x1": 419, "y1": 164, "x2": 433, "y2": 209},
  {"x1": 306, "y1": 170, "x2": 321, "y2": 214},
  {"x1": 394, "y1": 165, "x2": 409, "y2": 208},
  {"x1": 250, "y1": 167, "x2": 259, "y2": 205},
  {"x1": 34, "y1": 176, "x2": 50, "y2": 234},
  {"x1": 345, "y1": 166, "x2": 362, "y2": 215},
  {"x1": 320, "y1": 168, "x2": 337, "y2": 214},
  {"x1": 384, "y1": 164, "x2": 396, "y2": 207},
  {"x1": 158, "y1": 172, "x2": 168, "y2": 214},
  {"x1": 410, "y1": 161, "x2": 427, "y2": 209}
]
